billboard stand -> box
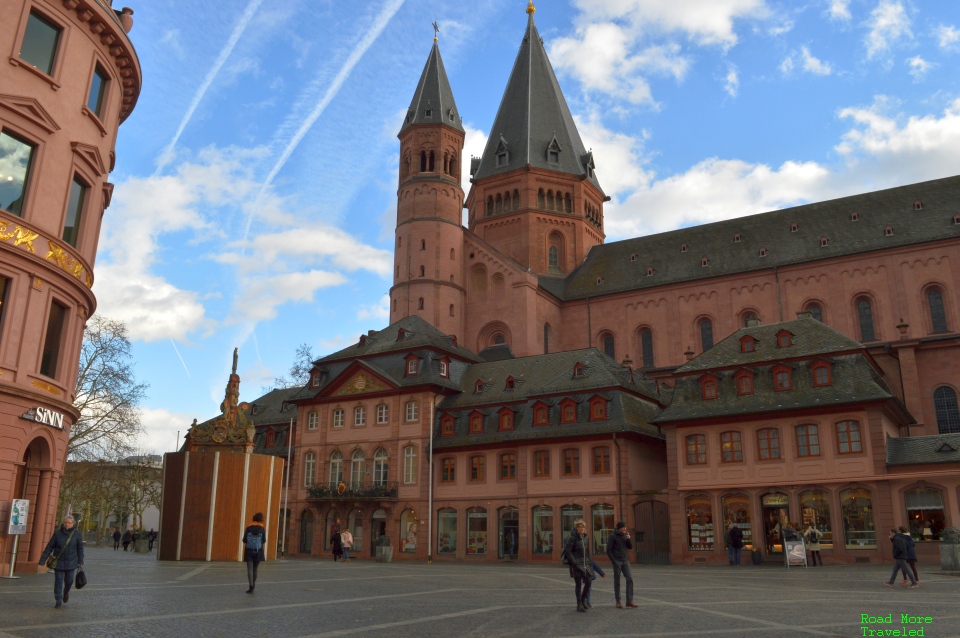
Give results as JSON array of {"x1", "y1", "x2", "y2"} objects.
[{"x1": 2, "y1": 499, "x2": 29, "y2": 579}]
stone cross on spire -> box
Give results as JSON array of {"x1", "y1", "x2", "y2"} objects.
[{"x1": 432, "y1": 20, "x2": 439, "y2": 42}]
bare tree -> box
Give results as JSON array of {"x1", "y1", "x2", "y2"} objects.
[
  {"x1": 71, "y1": 316, "x2": 148, "y2": 460},
  {"x1": 267, "y1": 342, "x2": 315, "y2": 391}
]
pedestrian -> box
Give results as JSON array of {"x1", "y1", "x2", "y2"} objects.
[
  {"x1": 331, "y1": 529, "x2": 343, "y2": 562},
  {"x1": 606, "y1": 521, "x2": 636, "y2": 608},
  {"x1": 112, "y1": 529, "x2": 121, "y2": 551},
  {"x1": 562, "y1": 518, "x2": 594, "y2": 613},
  {"x1": 804, "y1": 524, "x2": 823, "y2": 566},
  {"x1": 243, "y1": 512, "x2": 266, "y2": 594},
  {"x1": 884, "y1": 528, "x2": 918, "y2": 588},
  {"x1": 38, "y1": 514, "x2": 84, "y2": 609},
  {"x1": 341, "y1": 528, "x2": 353, "y2": 563},
  {"x1": 727, "y1": 523, "x2": 744, "y2": 566},
  {"x1": 898, "y1": 526, "x2": 919, "y2": 585},
  {"x1": 148, "y1": 529, "x2": 158, "y2": 552},
  {"x1": 584, "y1": 559, "x2": 606, "y2": 608},
  {"x1": 782, "y1": 521, "x2": 797, "y2": 542},
  {"x1": 121, "y1": 529, "x2": 131, "y2": 551}
]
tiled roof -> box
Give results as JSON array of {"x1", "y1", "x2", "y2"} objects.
[
  {"x1": 314, "y1": 315, "x2": 477, "y2": 364},
  {"x1": 886, "y1": 433, "x2": 960, "y2": 466},
  {"x1": 542, "y1": 175, "x2": 960, "y2": 301},
  {"x1": 399, "y1": 42, "x2": 463, "y2": 134},
  {"x1": 245, "y1": 387, "x2": 301, "y2": 427}
]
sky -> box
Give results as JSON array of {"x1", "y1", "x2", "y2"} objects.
[{"x1": 100, "y1": 0, "x2": 960, "y2": 454}]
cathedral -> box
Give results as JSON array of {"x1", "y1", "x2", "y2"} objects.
[{"x1": 243, "y1": 3, "x2": 960, "y2": 566}]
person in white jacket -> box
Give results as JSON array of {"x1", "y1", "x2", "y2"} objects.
[{"x1": 341, "y1": 529, "x2": 354, "y2": 562}]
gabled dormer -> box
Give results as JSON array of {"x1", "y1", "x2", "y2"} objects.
[
  {"x1": 699, "y1": 373, "x2": 720, "y2": 400},
  {"x1": 770, "y1": 363, "x2": 793, "y2": 391},
  {"x1": 588, "y1": 395, "x2": 607, "y2": 421},
  {"x1": 532, "y1": 400, "x2": 549, "y2": 426},
  {"x1": 438, "y1": 356, "x2": 451, "y2": 378},
  {"x1": 495, "y1": 136, "x2": 509, "y2": 168},
  {"x1": 734, "y1": 368, "x2": 755, "y2": 396},
  {"x1": 404, "y1": 353, "x2": 419, "y2": 377},
  {"x1": 810, "y1": 359, "x2": 832, "y2": 387},
  {"x1": 775, "y1": 329, "x2": 794, "y2": 348},
  {"x1": 474, "y1": 379, "x2": 485, "y2": 394},
  {"x1": 559, "y1": 398, "x2": 577, "y2": 423},
  {"x1": 505, "y1": 375, "x2": 516, "y2": 390},
  {"x1": 546, "y1": 135, "x2": 562, "y2": 164},
  {"x1": 739, "y1": 335, "x2": 757, "y2": 353},
  {"x1": 441, "y1": 414, "x2": 455, "y2": 436},
  {"x1": 397, "y1": 327, "x2": 407, "y2": 341},
  {"x1": 582, "y1": 151, "x2": 595, "y2": 179},
  {"x1": 469, "y1": 410, "x2": 484, "y2": 434},
  {"x1": 498, "y1": 406, "x2": 515, "y2": 431},
  {"x1": 573, "y1": 362, "x2": 586, "y2": 379}
]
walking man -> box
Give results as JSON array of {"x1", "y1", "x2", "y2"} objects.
[
  {"x1": 898, "y1": 526, "x2": 919, "y2": 585},
  {"x1": 606, "y1": 521, "x2": 636, "y2": 609},
  {"x1": 148, "y1": 529, "x2": 158, "y2": 552},
  {"x1": 112, "y1": 529, "x2": 121, "y2": 551},
  {"x1": 884, "y1": 528, "x2": 918, "y2": 588},
  {"x1": 727, "y1": 523, "x2": 744, "y2": 566}
]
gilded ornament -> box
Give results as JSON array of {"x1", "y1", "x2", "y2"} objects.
[
  {"x1": 45, "y1": 241, "x2": 92, "y2": 287},
  {"x1": 336, "y1": 372, "x2": 385, "y2": 395},
  {"x1": 31, "y1": 379, "x2": 60, "y2": 395},
  {"x1": 12, "y1": 227, "x2": 38, "y2": 253}
]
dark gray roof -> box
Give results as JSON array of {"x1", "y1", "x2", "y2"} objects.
[
  {"x1": 315, "y1": 315, "x2": 477, "y2": 364},
  {"x1": 543, "y1": 175, "x2": 960, "y2": 301},
  {"x1": 674, "y1": 316, "x2": 863, "y2": 373},
  {"x1": 471, "y1": 13, "x2": 603, "y2": 193},
  {"x1": 246, "y1": 387, "x2": 300, "y2": 426},
  {"x1": 886, "y1": 433, "x2": 960, "y2": 466},
  {"x1": 399, "y1": 42, "x2": 463, "y2": 134}
]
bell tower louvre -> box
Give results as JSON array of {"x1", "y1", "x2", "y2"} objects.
[
  {"x1": 389, "y1": 36, "x2": 466, "y2": 336},
  {"x1": 465, "y1": 1, "x2": 607, "y2": 278}
]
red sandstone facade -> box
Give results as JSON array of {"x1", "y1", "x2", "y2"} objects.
[{"x1": 0, "y1": 0, "x2": 140, "y2": 574}]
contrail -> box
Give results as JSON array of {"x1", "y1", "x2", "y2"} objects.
[
  {"x1": 243, "y1": 0, "x2": 406, "y2": 240},
  {"x1": 169, "y1": 339, "x2": 191, "y2": 378},
  {"x1": 154, "y1": 0, "x2": 265, "y2": 175}
]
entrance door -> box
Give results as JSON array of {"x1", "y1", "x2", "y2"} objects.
[
  {"x1": 761, "y1": 496, "x2": 789, "y2": 554},
  {"x1": 347, "y1": 509, "x2": 363, "y2": 557},
  {"x1": 299, "y1": 510, "x2": 315, "y2": 554},
  {"x1": 498, "y1": 507, "x2": 519, "y2": 559},
  {"x1": 371, "y1": 509, "x2": 387, "y2": 554},
  {"x1": 634, "y1": 501, "x2": 670, "y2": 564}
]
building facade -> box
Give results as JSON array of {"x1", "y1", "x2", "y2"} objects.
[{"x1": 0, "y1": 0, "x2": 140, "y2": 574}]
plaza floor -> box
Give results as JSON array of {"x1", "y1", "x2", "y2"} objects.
[{"x1": 0, "y1": 547, "x2": 958, "y2": 637}]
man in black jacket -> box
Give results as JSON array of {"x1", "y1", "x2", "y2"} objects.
[
  {"x1": 885, "y1": 528, "x2": 918, "y2": 587},
  {"x1": 606, "y1": 521, "x2": 636, "y2": 609}
]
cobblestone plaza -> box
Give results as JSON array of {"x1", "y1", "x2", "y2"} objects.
[{"x1": 1, "y1": 548, "x2": 959, "y2": 637}]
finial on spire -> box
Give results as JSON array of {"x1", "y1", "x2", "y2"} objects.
[
  {"x1": 432, "y1": 20, "x2": 439, "y2": 42},
  {"x1": 232, "y1": 347, "x2": 238, "y2": 374},
  {"x1": 526, "y1": 1, "x2": 536, "y2": 15}
]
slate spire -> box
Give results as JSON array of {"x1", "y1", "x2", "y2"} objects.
[
  {"x1": 399, "y1": 39, "x2": 464, "y2": 134},
  {"x1": 472, "y1": 5, "x2": 603, "y2": 193}
]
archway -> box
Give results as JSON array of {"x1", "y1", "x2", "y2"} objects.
[
  {"x1": 299, "y1": 510, "x2": 315, "y2": 554},
  {"x1": 18, "y1": 436, "x2": 54, "y2": 567},
  {"x1": 371, "y1": 508, "x2": 387, "y2": 554}
]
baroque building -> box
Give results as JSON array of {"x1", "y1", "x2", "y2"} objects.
[{"x1": 0, "y1": 0, "x2": 140, "y2": 575}]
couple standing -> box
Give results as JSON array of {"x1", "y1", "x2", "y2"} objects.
[{"x1": 563, "y1": 520, "x2": 636, "y2": 612}]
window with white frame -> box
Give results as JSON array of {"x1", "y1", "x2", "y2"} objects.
[
  {"x1": 307, "y1": 411, "x2": 318, "y2": 430},
  {"x1": 405, "y1": 401, "x2": 419, "y2": 422},
  {"x1": 403, "y1": 446, "x2": 417, "y2": 484},
  {"x1": 376, "y1": 404, "x2": 389, "y2": 424},
  {"x1": 373, "y1": 449, "x2": 388, "y2": 486},
  {"x1": 439, "y1": 360, "x2": 448, "y2": 377},
  {"x1": 350, "y1": 450, "x2": 365, "y2": 486},
  {"x1": 304, "y1": 452, "x2": 315, "y2": 486},
  {"x1": 354, "y1": 406, "x2": 366, "y2": 426},
  {"x1": 332, "y1": 408, "x2": 344, "y2": 428},
  {"x1": 407, "y1": 359, "x2": 418, "y2": 375},
  {"x1": 329, "y1": 451, "x2": 344, "y2": 484}
]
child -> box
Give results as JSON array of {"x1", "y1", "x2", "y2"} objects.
[{"x1": 584, "y1": 559, "x2": 606, "y2": 608}]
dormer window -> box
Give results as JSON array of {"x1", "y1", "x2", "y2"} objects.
[
  {"x1": 646, "y1": 267, "x2": 654, "y2": 276},
  {"x1": 312, "y1": 374, "x2": 320, "y2": 387},
  {"x1": 505, "y1": 376, "x2": 516, "y2": 390},
  {"x1": 811, "y1": 360, "x2": 832, "y2": 387},
  {"x1": 680, "y1": 244, "x2": 688, "y2": 253},
  {"x1": 424, "y1": 106, "x2": 433, "y2": 118},
  {"x1": 790, "y1": 223, "x2": 799, "y2": 232},
  {"x1": 733, "y1": 233, "x2": 741, "y2": 242},
  {"x1": 397, "y1": 328, "x2": 406, "y2": 341},
  {"x1": 583, "y1": 151, "x2": 596, "y2": 179},
  {"x1": 700, "y1": 375, "x2": 719, "y2": 400},
  {"x1": 404, "y1": 354, "x2": 419, "y2": 376},
  {"x1": 884, "y1": 226, "x2": 894, "y2": 236},
  {"x1": 441, "y1": 415, "x2": 455, "y2": 436},
  {"x1": 474, "y1": 379, "x2": 484, "y2": 393},
  {"x1": 469, "y1": 411, "x2": 483, "y2": 433},
  {"x1": 573, "y1": 363, "x2": 585, "y2": 378},
  {"x1": 439, "y1": 358, "x2": 449, "y2": 378},
  {"x1": 851, "y1": 211, "x2": 859, "y2": 221},
  {"x1": 953, "y1": 214, "x2": 960, "y2": 225},
  {"x1": 776, "y1": 330, "x2": 793, "y2": 348},
  {"x1": 771, "y1": 364, "x2": 792, "y2": 391},
  {"x1": 498, "y1": 408, "x2": 514, "y2": 431},
  {"x1": 759, "y1": 248, "x2": 767, "y2": 257},
  {"x1": 740, "y1": 336, "x2": 756, "y2": 353},
  {"x1": 820, "y1": 236, "x2": 829, "y2": 247},
  {"x1": 533, "y1": 402, "x2": 548, "y2": 425},
  {"x1": 495, "y1": 136, "x2": 509, "y2": 167},
  {"x1": 560, "y1": 399, "x2": 577, "y2": 423},
  {"x1": 596, "y1": 276, "x2": 603, "y2": 285},
  {"x1": 265, "y1": 430, "x2": 275, "y2": 448},
  {"x1": 546, "y1": 136, "x2": 562, "y2": 164},
  {"x1": 448, "y1": 108, "x2": 456, "y2": 122},
  {"x1": 359, "y1": 335, "x2": 367, "y2": 347},
  {"x1": 914, "y1": 200, "x2": 923, "y2": 210},
  {"x1": 589, "y1": 396, "x2": 607, "y2": 421},
  {"x1": 701, "y1": 257, "x2": 709, "y2": 267},
  {"x1": 630, "y1": 253, "x2": 637, "y2": 262},
  {"x1": 734, "y1": 369, "x2": 754, "y2": 396}
]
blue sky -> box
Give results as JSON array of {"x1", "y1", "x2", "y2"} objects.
[{"x1": 100, "y1": 0, "x2": 960, "y2": 452}]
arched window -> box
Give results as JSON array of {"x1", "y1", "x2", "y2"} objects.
[
  {"x1": 685, "y1": 495, "x2": 713, "y2": 551},
  {"x1": 304, "y1": 452, "x2": 316, "y2": 486},
  {"x1": 564, "y1": 193, "x2": 572, "y2": 213},
  {"x1": 493, "y1": 334, "x2": 505, "y2": 345},
  {"x1": 449, "y1": 156, "x2": 457, "y2": 177},
  {"x1": 743, "y1": 313, "x2": 757, "y2": 327},
  {"x1": 495, "y1": 193, "x2": 502, "y2": 213},
  {"x1": 449, "y1": 304, "x2": 454, "y2": 317},
  {"x1": 856, "y1": 297, "x2": 876, "y2": 341},
  {"x1": 420, "y1": 239, "x2": 426, "y2": 251},
  {"x1": 686, "y1": 435, "x2": 706, "y2": 465},
  {"x1": 928, "y1": 288, "x2": 948, "y2": 333},
  {"x1": 420, "y1": 151, "x2": 427, "y2": 172},
  {"x1": 450, "y1": 247, "x2": 455, "y2": 260},
  {"x1": 840, "y1": 488, "x2": 876, "y2": 548},
  {"x1": 417, "y1": 297, "x2": 424, "y2": 310},
  {"x1": 543, "y1": 323, "x2": 550, "y2": 354},
  {"x1": 795, "y1": 425, "x2": 820, "y2": 457},
  {"x1": 402, "y1": 446, "x2": 417, "y2": 484},
  {"x1": 537, "y1": 189, "x2": 545, "y2": 209},
  {"x1": 933, "y1": 386, "x2": 960, "y2": 433},
  {"x1": 329, "y1": 451, "x2": 344, "y2": 484},
  {"x1": 419, "y1": 266, "x2": 425, "y2": 277},
  {"x1": 486, "y1": 196, "x2": 494, "y2": 216},
  {"x1": 350, "y1": 449, "x2": 365, "y2": 486},
  {"x1": 532, "y1": 506, "x2": 553, "y2": 554},
  {"x1": 373, "y1": 448, "x2": 388, "y2": 486},
  {"x1": 806, "y1": 303, "x2": 823, "y2": 322},
  {"x1": 720, "y1": 431, "x2": 743, "y2": 462},
  {"x1": 904, "y1": 488, "x2": 946, "y2": 540},
  {"x1": 438, "y1": 508, "x2": 457, "y2": 554},
  {"x1": 443, "y1": 153, "x2": 449, "y2": 174},
  {"x1": 548, "y1": 246, "x2": 559, "y2": 267},
  {"x1": 428, "y1": 150, "x2": 435, "y2": 172},
  {"x1": 640, "y1": 328, "x2": 654, "y2": 368},
  {"x1": 602, "y1": 334, "x2": 615, "y2": 359},
  {"x1": 547, "y1": 191, "x2": 555, "y2": 210},
  {"x1": 757, "y1": 428, "x2": 780, "y2": 460},
  {"x1": 513, "y1": 189, "x2": 520, "y2": 210},
  {"x1": 700, "y1": 319, "x2": 714, "y2": 351}
]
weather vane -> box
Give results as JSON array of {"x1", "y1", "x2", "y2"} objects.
[{"x1": 432, "y1": 21, "x2": 439, "y2": 42}]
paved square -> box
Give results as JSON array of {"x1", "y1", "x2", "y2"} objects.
[{"x1": 1, "y1": 549, "x2": 959, "y2": 637}]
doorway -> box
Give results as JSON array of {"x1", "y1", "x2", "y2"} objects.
[
  {"x1": 634, "y1": 501, "x2": 670, "y2": 564},
  {"x1": 498, "y1": 507, "x2": 518, "y2": 559},
  {"x1": 371, "y1": 508, "x2": 387, "y2": 554},
  {"x1": 761, "y1": 493, "x2": 790, "y2": 554},
  {"x1": 299, "y1": 510, "x2": 315, "y2": 554},
  {"x1": 347, "y1": 509, "x2": 363, "y2": 558}
]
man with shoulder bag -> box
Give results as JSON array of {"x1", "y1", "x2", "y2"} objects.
[{"x1": 38, "y1": 515, "x2": 85, "y2": 609}]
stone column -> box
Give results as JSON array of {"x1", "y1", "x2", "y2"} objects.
[{"x1": 28, "y1": 469, "x2": 54, "y2": 564}]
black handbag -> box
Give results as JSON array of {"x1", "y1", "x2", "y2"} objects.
[{"x1": 75, "y1": 566, "x2": 87, "y2": 589}]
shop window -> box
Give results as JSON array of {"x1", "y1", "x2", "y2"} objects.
[
  {"x1": 773, "y1": 366, "x2": 792, "y2": 391},
  {"x1": 376, "y1": 404, "x2": 389, "y2": 424},
  {"x1": 686, "y1": 435, "x2": 707, "y2": 465},
  {"x1": 561, "y1": 505, "x2": 584, "y2": 546},
  {"x1": 904, "y1": 488, "x2": 946, "y2": 541},
  {"x1": 532, "y1": 506, "x2": 553, "y2": 555},
  {"x1": 928, "y1": 288, "x2": 949, "y2": 333},
  {"x1": 87, "y1": 65, "x2": 109, "y2": 118},
  {"x1": 799, "y1": 490, "x2": 833, "y2": 550},
  {"x1": 840, "y1": 488, "x2": 876, "y2": 549},
  {"x1": 401, "y1": 509, "x2": 418, "y2": 553},
  {"x1": 701, "y1": 377, "x2": 718, "y2": 400},
  {"x1": 721, "y1": 494, "x2": 753, "y2": 550},
  {"x1": 699, "y1": 319, "x2": 714, "y2": 351},
  {"x1": 354, "y1": 406, "x2": 366, "y2": 426},
  {"x1": 469, "y1": 412, "x2": 483, "y2": 433},
  {"x1": 372, "y1": 448, "x2": 388, "y2": 486},
  {"x1": 470, "y1": 455, "x2": 486, "y2": 482},
  {"x1": 498, "y1": 409, "x2": 514, "y2": 431},
  {"x1": 499, "y1": 453, "x2": 516, "y2": 480},
  {"x1": 441, "y1": 458, "x2": 456, "y2": 483},
  {"x1": 735, "y1": 370, "x2": 754, "y2": 396},
  {"x1": 560, "y1": 400, "x2": 576, "y2": 423},
  {"x1": 533, "y1": 403, "x2": 548, "y2": 425},
  {"x1": 441, "y1": 415, "x2": 454, "y2": 436},
  {"x1": 836, "y1": 420, "x2": 862, "y2": 454},
  {"x1": 467, "y1": 508, "x2": 487, "y2": 555},
  {"x1": 856, "y1": 297, "x2": 876, "y2": 341},
  {"x1": 933, "y1": 386, "x2": 960, "y2": 434},
  {"x1": 403, "y1": 446, "x2": 417, "y2": 484},
  {"x1": 592, "y1": 446, "x2": 611, "y2": 475},
  {"x1": 438, "y1": 508, "x2": 457, "y2": 555},
  {"x1": 534, "y1": 450, "x2": 550, "y2": 477},
  {"x1": 589, "y1": 397, "x2": 606, "y2": 421},
  {"x1": 795, "y1": 424, "x2": 820, "y2": 457},
  {"x1": 562, "y1": 448, "x2": 580, "y2": 476},
  {"x1": 307, "y1": 411, "x2": 318, "y2": 430},
  {"x1": 720, "y1": 431, "x2": 743, "y2": 462},
  {"x1": 686, "y1": 495, "x2": 714, "y2": 551},
  {"x1": 640, "y1": 328, "x2": 654, "y2": 368},
  {"x1": 812, "y1": 361, "x2": 831, "y2": 387},
  {"x1": 303, "y1": 452, "x2": 315, "y2": 486},
  {"x1": 0, "y1": 131, "x2": 34, "y2": 217},
  {"x1": 591, "y1": 504, "x2": 616, "y2": 554},
  {"x1": 740, "y1": 336, "x2": 756, "y2": 353},
  {"x1": 405, "y1": 401, "x2": 419, "y2": 422},
  {"x1": 39, "y1": 301, "x2": 67, "y2": 378},
  {"x1": 20, "y1": 11, "x2": 61, "y2": 75},
  {"x1": 328, "y1": 451, "x2": 343, "y2": 484},
  {"x1": 757, "y1": 428, "x2": 781, "y2": 460},
  {"x1": 332, "y1": 408, "x2": 344, "y2": 428},
  {"x1": 62, "y1": 176, "x2": 88, "y2": 248}
]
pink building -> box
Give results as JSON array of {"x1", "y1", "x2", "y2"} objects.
[{"x1": 0, "y1": 0, "x2": 140, "y2": 574}]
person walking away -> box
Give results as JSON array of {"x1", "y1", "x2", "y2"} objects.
[
  {"x1": 243, "y1": 512, "x2": 266, "y2": 593},
  {"x1": 112, "y1": 529, "x2": 121, "y2": 551},
  {"x1": 606, "y1": 521, "x2": 636, "y2": 609},
  {"x1": 121, "y1": 529, "x2": 132, "y2": 551},
  {"x1": 884, "y1": 528, "x2": 918, "y2": 588},
  {"x1": 727, "y1": 523, "x2": 744, "y2": 566},
  {"x1": 341, "y1": 528, "x2": 353, "y2": 563},
  {"x1": 898, "y1": 526, "x2": 919, "y2": 585},
  {"x1": 38, "y1": 515, "x2": 84, "y2": 609},
  {"x1": 805, "y1": 524, "x2": 823, "y2": 566},
  {"x1": 584, "y1": 559, "x2": 606, "y2": 608},
  {"x1": 563, "y1": 519, "x2": 594, "y2": 612},
  {"x1": 148, "y1": 529, "x2": 158, "y2": 552},
  {"x1": 331, "y1": 530, "x2": 343, "y2": 562}
]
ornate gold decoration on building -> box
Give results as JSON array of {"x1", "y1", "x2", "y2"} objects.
[
  {"x1": 336, "y1": 372, "x2": 386, "y2": 396},
  {"x1": 184, "y1": 348, "x2": 256, "y2": 453},
  {"x1": 0, "y1": 221, "x2": 39, "y2": 254},
  {"x1": 45, "y1": 241, "x2": 93, "y2": 288},
  {"x1": 31, "y1": 379, "x2": 60, "y2": 395}
]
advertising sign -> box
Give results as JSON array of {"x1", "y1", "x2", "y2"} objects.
[
  {"x1": 20, "y1": 407, "x2": 65, "y2": 429},
  {"x1": 7, "y1": 499, "x2": 29, "y2": 535},
  {"x1": 784, "y1": 538, "x2": 807, "y2": 567}
]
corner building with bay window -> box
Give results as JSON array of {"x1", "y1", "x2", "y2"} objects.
[{"x1": 0, "y1": 0, "x2": 140, "y2": 574}]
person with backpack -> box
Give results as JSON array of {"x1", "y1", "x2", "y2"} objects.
[
  {"x1": 38, "y1": 514, "x2": 84, "y2": 609},
  {"x1": 243, "y1": 512, "x2": 266, "y2": 594},
  {"x1": 804, "y1": 523, "x2": 823, "y2": 566}
]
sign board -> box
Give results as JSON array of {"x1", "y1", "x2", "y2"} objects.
[
  {"x1": 784, "y1": 538, "x2": 807, "y2": 568},
  {"x1": 20, "y1": 407, "x2": 65, "y2": 430},
  {"x1": 762, "y1": 494, "x2": 789, "y2": 506},
  {"x1": 7, "y1": 499, "x2": 29, "y2": 535}
]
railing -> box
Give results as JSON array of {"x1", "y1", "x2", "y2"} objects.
[{"x1": 306, "y1": 480, "x2": 399, "y2": 501}]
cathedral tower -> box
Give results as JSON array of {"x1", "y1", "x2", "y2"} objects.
[
  {"x1": 390, "y1": 38, "x2": 466, "y2": 335},
  {"x1": 465, "y1": 2, "x2": 606, "y2": 277}
]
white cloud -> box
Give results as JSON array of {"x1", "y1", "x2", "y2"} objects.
[
  {"x1": 800, "y1": 46, "x2": 833, "y2": 75},
  {"x1": 865, "y1": 1, "x2": 912, "y2": 59},
  {"x1": 827, "y1": 0, "x2": 851, "y2": 21},
  {"x1": 357, "y1": 294, "x2": 390, "y2": 321},
  {"x1": 576, "y1": 114, "x2": 653, "y2": 197},
  {"x1": 779, "y1": 55, "x2": 795, "y2": 74},
  {"x1": 724, "y1": 64, "x2": 740, "y2": 97},
  {"x1": 138, "y1": 407, "x2": 195, "y2": 455},
  {"x1": 461, "y1": 123, "x2": 488, "y2": 188},
  {"x1": 231, "y1": 270, "x2": 347, "y2": 323},
  {"x1": 936, "y1": 24, "x2": 960, "y2": 49},
  {"x1": 906, "y1": 56, "x2": 933, "y2": 80}
]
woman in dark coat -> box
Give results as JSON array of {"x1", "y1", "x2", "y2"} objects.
[
  {"x1": 243, "y1": 512, "x2": 266, "y2": 594},
  {"x1": 331, "y1": 530, "x2": 344, "y2": 562},
  {"x1": 121, "y1": 529, "x2": 132, "y2": 551},
  {"x1": 562, "y1": 519, "x2": 594, "y2": 612},
  {"x1": 38, "y1": 515, "x2": 84, "y2": 608}
]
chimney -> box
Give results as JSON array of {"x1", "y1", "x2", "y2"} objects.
[
  {"x1": 745, "y1": 317, "x2": 760, "y2": 327},
  {"x1": 796, "y1": 311, "x2": 812, "y2": 320}
]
